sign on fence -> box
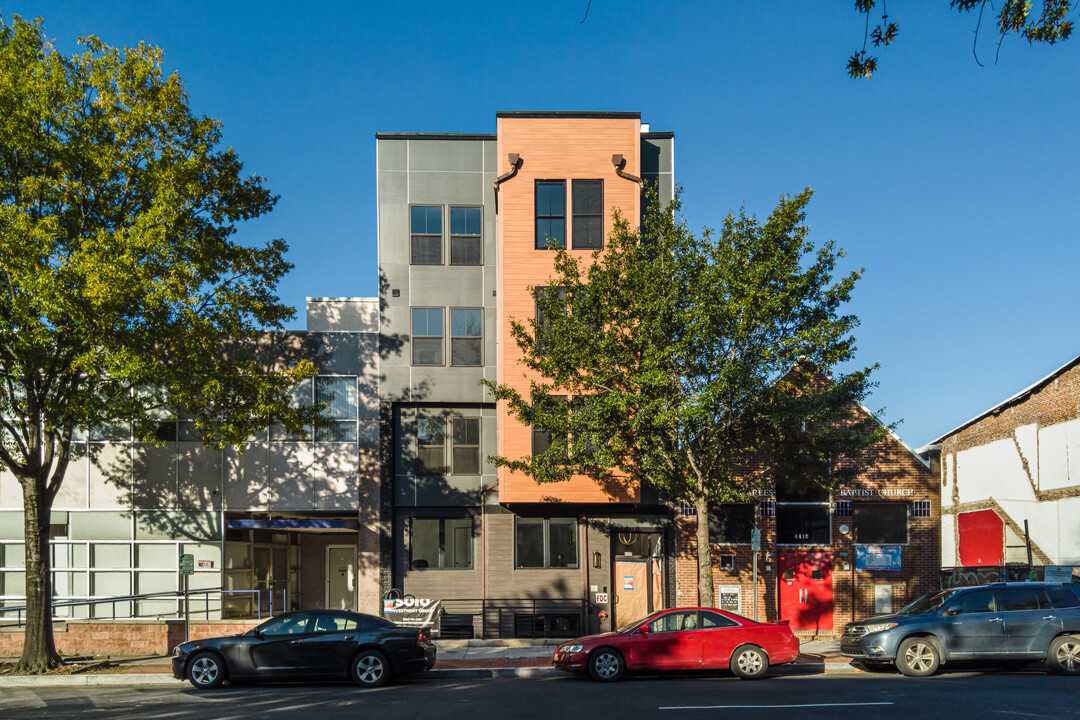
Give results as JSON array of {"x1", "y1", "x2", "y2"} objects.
[
  {"x1": 179, "y1": 553, "x2": 195, "y2": 575},
  {"x1": 382, "y1": 598, "x2": 442, "y2": 635}
]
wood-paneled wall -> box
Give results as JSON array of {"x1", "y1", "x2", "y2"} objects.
[{"x1": 495, "y1": 116, "x2": 642, "y2": 504}]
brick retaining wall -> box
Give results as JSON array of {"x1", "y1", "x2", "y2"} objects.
[{"x1": 0, "y1": 620, "x2": 260, "y2": 658}]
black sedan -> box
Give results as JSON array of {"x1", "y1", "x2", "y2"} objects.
[{"x1": 171, "y1": 609, "x2": 436, "y2": 689}]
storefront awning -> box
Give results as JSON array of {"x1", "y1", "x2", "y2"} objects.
[{"x1": 226, "y1": 518, "x2": 359, "y2": 533}]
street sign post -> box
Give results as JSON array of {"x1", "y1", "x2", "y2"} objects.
[
  {"x1": 750, "y1": 530, "x2": 761, "y2": 621},
  {"x1": 180, "y1": 554, "x2": 194, "y2": 642}
]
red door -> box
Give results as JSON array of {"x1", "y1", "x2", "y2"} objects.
[
  {"x1": 778, "y1": 552, "x2": 833, "y2": 633},
  {"x1": 958, "y1": 510, "x2": 1004, "y2": 566}
]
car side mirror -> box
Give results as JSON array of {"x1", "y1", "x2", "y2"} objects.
[
  {"x1": 944, "y1": 607, "x2": 961, "y2": 616},
  {"x1": 637, "y1": 624, "x2": 650, "y2": 635}
]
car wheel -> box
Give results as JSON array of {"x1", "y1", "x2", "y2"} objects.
[
  {"x1": 352, "y1": 649, "x2": 390, "y2": 688},
  {"x1": 1047, "y1": 635, "x2": 1080, "y2": 675},
  {"x1": 896, "y1": 637, "x2": 940, "y2": 677},
  {"x1": 187, "y1": 651, "x2": 226, "y2": 689},
  {"x1": 731, "y1": 645, "x2": 770, "y2": 680},
  {"x1": 588, "y1": 648, "x2": 625, "y2": 682}
]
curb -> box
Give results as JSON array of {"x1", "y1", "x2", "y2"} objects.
[
  {"x1": 0, "y1": 661, "x2": 863, "y2": 687},
  {"x1": 0, "y1": 673, "x2": 183, "y2": 687}
]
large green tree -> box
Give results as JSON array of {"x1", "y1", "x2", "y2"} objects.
[
  {"x1": 485, "y1": 188, "x2": 886, "y2": 607},
  {"x1": 0, "y1": 16, "x2": 316, "y2": 672}
]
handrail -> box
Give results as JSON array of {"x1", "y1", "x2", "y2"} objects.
[{"x1": 0, "y1": 586, "x2": 289, "y2": 628}]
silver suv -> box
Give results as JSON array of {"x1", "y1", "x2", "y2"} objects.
[{"x1": 841, "y1": 582, "x2": 1080, "y2": 676}]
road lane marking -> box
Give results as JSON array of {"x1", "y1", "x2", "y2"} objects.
[{"x1": 660, "y1": 702, "x2": 895, "y2": 710}]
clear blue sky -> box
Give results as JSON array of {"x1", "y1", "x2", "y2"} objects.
[{"x1": 8, "y1": 1, "x2": 1079, "y2": 449}]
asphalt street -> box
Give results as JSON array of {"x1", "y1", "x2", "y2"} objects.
[{"x1": 0, "y1": 670, "x2": 1076, "y2": 720}]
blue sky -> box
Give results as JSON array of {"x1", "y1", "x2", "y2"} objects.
[{"x1": 7, "y1": 1, "x2": 1079, "y2": 448}]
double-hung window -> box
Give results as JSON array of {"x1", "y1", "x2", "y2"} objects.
[
  {"x1": 269, "y1": 378, "x2": 313, "y2": 441},
  {"x1": 535, "y1": 181, "x2": 565, "y2": 249},
  {"x1": 410, "y1": 517, "x2": 473, "y2": 570},
  {"x1": 572, "y1": 180, "x2": 603, "y2": 249},
  {"x1": 412, "y1": 307, "x2": 444, "y2": 365},
  {"x1": 416, "y1": 417, "x2": 445, "y2": 475},
  {"x1": 450, "y1": 308, "x2": 482, "y2": 366},
  {"x1": 411, "y1": 205, "x2": 442, "y2": 265},
  {"x1": 534, "y1": 287, "x2": 567, "y2": 355},
  {"x1": 515, "y1": 518, "x2": 578, "y2": 569},
  {"x1": 315, "y1": 376, "x2": 358, "y2": 442},
  {"x1": 531, "y1": 395, "x2": 568, "y2": 459},
  {"x1": 452, "y1": 418, "x2": 481, "y2": 474},
  {"x1": 450, "y1": 206, "x2": 482, "y2": 265}
]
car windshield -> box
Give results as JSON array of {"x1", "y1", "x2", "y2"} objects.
[
  {"x1": 896, "y1": 590, "x2": 957, "y2": 616},
  {"x1": 616, "y1": 613, "x2": 660, "y2": 634}
]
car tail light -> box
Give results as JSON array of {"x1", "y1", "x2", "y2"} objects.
[{"x1": 418, "y1": 628, "x2": 431, "y2": 643}]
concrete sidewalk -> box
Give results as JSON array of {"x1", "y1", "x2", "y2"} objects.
[{"x1": 0, "y1": 637, "x2": 860, "y2": 687}]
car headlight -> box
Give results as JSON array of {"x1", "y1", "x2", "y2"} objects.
[
  {"x1": 862, "y1": 623, "x2": 898, "y2": 634},
  {"x1": 173, "y1": 646, "x2": 184, "y2": 656},
  {"x1": 559, "y1": 644, "x2": 583, "y2": 653}
]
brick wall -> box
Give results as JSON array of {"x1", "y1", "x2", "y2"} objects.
[
  {"x1": 0, "y1": 620, "x2": 260, "y2": 658},
  {"x1": 674, "y1": 426, "x2": 938, "y2": 635}
]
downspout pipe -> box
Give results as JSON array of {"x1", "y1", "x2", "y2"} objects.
[
  {"x1": 493, "y1": 153, "x2": 522, "y2": 214},
  {"x1": 611, "y1": 153, "x2": 642, "y2": 186}
]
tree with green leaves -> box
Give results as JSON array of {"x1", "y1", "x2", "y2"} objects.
[
  {"x1": 0, "y1": 15, "x2": 316, "y2": 673},
  {"x1": 849, "y1": 1, "x2": 1074, "y2": 78},
  {"x1": 484, "y1": 188, "x2": 886, "y2": 607}
]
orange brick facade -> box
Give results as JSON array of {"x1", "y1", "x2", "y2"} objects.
[{"x1": 495, "y1": 114, "x2": 643, "y2": 504}]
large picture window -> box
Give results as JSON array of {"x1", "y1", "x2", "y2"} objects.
[
  {"x1": 411, "y1": 307, "x2": 444, "y2": 365},
  {"x1": 708, "y1": 504, "x2": 756, "y2": 544},
  {"x1": 776, "y1": 503, "x2": 830, "y2": 545},
  {"x1": 410, "y1": 517, "x2": 473, "y2": 570},
  {"x1": 411, "y1": 205, "x2": 442, "y2": 265},
  {"x1": 450, "y1": 206, "x2": 482, "y2": 265},
  {"x1": 515, "y1": 518, "x2": 578, "y2": 569},
  {"x1": 535, "y1": 181, "x2": 565, "y2": 249},
  {"x1": 450, "y1": 308, "x2": 482, "y2": 366},
  {"x1": 853, "y1": 503, "x2": 908, "y2": 545},
  {"x1": 571, "y1": 180, "x2": 603, "y2": 249}
]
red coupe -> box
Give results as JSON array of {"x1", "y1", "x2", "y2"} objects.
[{"x1": 552, "y1": 607, "x2": 799, "y2": 681}]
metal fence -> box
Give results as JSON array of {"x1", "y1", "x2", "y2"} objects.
[
  {"x1": 939, "y1": 564, "x2": 1035, "y2": 589},
  {"x1": 0, "y1": 587, "x2": 288, "y2": 628},
  {"x1": 427, "y1": 597, "x2": 587, "y2": 641}
]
